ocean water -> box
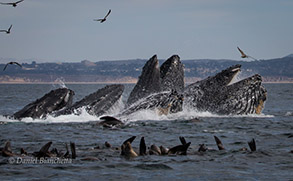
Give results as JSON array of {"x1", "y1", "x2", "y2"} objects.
[{"x1": 0, "y1": 83, "x2": 293, "y2": 180}]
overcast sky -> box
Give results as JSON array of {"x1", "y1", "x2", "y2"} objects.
[{"x1": 0, "y1": 0, "x2": 292, "y2": 63}]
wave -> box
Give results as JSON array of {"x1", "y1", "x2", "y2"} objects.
[{"x1": 285, "y1": 111, "x2": 293, "y2": 116}]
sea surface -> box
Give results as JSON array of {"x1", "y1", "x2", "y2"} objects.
[{"x1": 0, "y1": 83, "x2": 293, "y2": 180}]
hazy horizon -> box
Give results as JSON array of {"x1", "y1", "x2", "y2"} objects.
[{"x1": 1, "y1": 0, "x2": 292, "y2": 63}]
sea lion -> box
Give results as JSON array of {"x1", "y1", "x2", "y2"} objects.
[
  {"x1": 123, "y1": 142, "x2": 138, "y2": 157},
  {"x1": 1, "y1": 141, "x2": 14, "y2": 157},
  {"x1": 160, "y1": 145, "x2": 169, "y2": 155},
  {"x1": 168, "y1": 142, "x2": 191, "y2": 155},
  {"x1": 149, "y1": 144, "x2": 161, "y2": 155},
  {"x1": 99, "y1": 116, "x2": 124, "y2": 128},
  {"x1": 121, "y1": 136, "x2": 136, "y2": 156},
  {"x1": 168, "y1": 137, "x2": 191, "y2": 155}
]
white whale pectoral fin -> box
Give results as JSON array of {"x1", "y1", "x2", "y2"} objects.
[{"x1": 255, "y1": 100, "x2": 264, "y2": 114}]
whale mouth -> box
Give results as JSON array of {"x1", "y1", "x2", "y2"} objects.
[{"x1": 227, "y1": 68, "x2": 241, "y2": 86}]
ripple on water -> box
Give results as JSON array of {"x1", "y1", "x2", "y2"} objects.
[{"x1": 134, "y1": 163, "x2": 173, "y2": 170}]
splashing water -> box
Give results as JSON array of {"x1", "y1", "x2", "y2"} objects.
[
  {"x1": 0, "y1": 104, "x2": 273, "y2": 124},
  {"x1": 52, "y1": 77, "x2": 67, "y2": 89}
]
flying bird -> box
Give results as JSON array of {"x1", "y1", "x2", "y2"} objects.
[
  {"x1": 3, "y1": 61, "x2": 22, "y2": 71},
  {"x1": 0, "y1": 0, "x2": 24, "y2": 7},
  {"x1": 94, "y1": 9, "x2": 111, "y2": 23},
  {"x1": 237, "y1": 47, "x2": 257, "y2": 61},
  {"x1": 0, "y1": 25, "x2": 12, "y2": 34}
]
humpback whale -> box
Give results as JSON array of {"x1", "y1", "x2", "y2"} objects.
[
  {"x1": 56, "y1": 84, "x2": 124, "y2": 117},
  {"x1": 160, "y1": 55, "x2": 184, "y2": 93},
  {"x1": 11, "y1": 54, "x2": 267, "y2": 119},
  {"x1": 126, "y1": 55, "x2": 161, "y2": 106},
  {"x1": 12, "y1": 84, "x2": 124, "y2": 119},
  {"x1": 124, "y1": 54, "x2": 185, "y2": 116},
  {"x1": 13, "y1": 88, "x2": 75, "y2": 119},
  {"x1": 184, "y1": 65, "x2": 267, "y2": 115}
]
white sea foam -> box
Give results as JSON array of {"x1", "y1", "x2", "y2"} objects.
[
  {"x1": 117, "y1": 108, "x2": 274, "y2": 123},
  {"x1": 285, "y1": 111, "x2": 293, "y2": 116},
  {"x1": 0, "y1": 106, "x2": 274, "y2": 124}
]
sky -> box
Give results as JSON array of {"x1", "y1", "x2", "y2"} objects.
[{"x1": 0, "y1": 0, "x2": 292, "y2": 63}]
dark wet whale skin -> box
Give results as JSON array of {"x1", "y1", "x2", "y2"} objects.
[{"x1": 13, "y1": 88, "x2": 75, "y2": 119}]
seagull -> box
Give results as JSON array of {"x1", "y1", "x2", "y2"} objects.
[
  {"x1": 0, "y1": 25, "x2": 12, "y2": 34},
  {"x1": 237, "y1": 47, "x2": 257, "y2": 61},
  {"x1": 0, "y1": 0, "x2": 24, "y2": 7},
  {"x1": 94, "y1": 9, "x2": 111, "y2": 23},
  {"x1": 3, "y1": 61, "x2": 22, "y2": 71}
]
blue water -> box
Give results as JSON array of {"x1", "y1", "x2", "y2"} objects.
[{"x1": 0, "y1": 83, "x2": 293, "y2": 180}]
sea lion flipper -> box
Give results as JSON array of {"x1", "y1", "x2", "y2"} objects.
[
  {"x1": 123, "y1": 136, "x2": 136, "y2": 145},
  {"x1": 248, "y1": 138, "x2": 256, "y2": 152},
  {"x1": 20, "y1": 148, "x2": 27, "y2": 155},
  {"x1": 34, "y1": 141, "x2": 52, "y2": 158},
  {"x1": 70, "y1": 142, "x2": 76, "y2": 159},
  {"x1": 63, "y1": 143, "x2": 69, "y2": 158},
  {"x1": 214, "y1": 136, "x2": 225, "y2": 150},
  {"x1": 39, "y1": 141, "x2": 52, "y2": 153},
  {"x1": 179, "y1": 136, "x2": 187, "y2": 145},
  {"x1": 4, "y1": 141, "x2": 12, "y2": 153},
  {"x1": 139, "y1": 137, "x2": 146, "y2": 156}
]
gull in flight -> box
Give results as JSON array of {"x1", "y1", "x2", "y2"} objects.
[
  {"x1": 3, "y1": 61, "x2": 22, "y2": 71},
  {"x1": 94, "y1": 9, "x2": 111, "y2": 23},
  {"x1": 237, "y1": 47, "x2": 257, "y2": 61},
  {"x1": 0, "y1": 0, "x2": 24, "y2": 7},
  {"x1": 0, "y1": 25, "x2": 12, "y2": 34}
]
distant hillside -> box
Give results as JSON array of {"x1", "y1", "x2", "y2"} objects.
[
  {"x1": 0, "y1": 56, "x2": 293, "y2": 83},
  {"x1": 284, "y1": 54, "x2": 293, "y2": 58}
]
